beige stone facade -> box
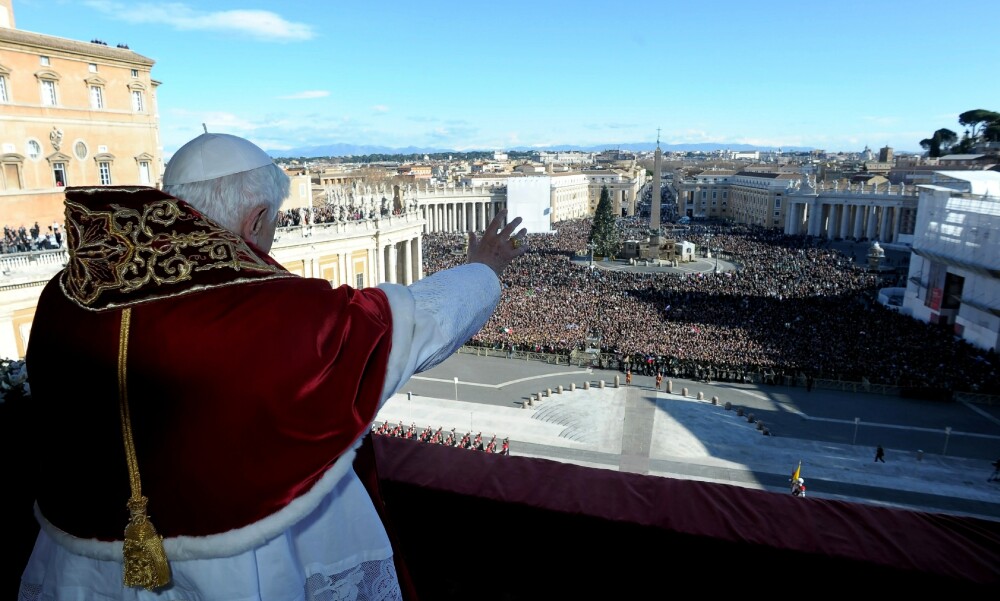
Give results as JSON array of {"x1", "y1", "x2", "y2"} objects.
[
  {"x1": 549, "y1": 171, "x2": 589, "y2": 223},
  {"x1": 0, "y1": 5, "x2": 161, "y2": 231},
  {"x1": 585, "y1": 167, "x2": 643, "y2": 217},
  {"x1": 672, "y1": 169, "x2": 803, "y2": 228}
]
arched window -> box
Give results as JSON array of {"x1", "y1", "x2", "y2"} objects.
[{"x1": 26, "y1": 140, "x2": 43, "y2": 160}]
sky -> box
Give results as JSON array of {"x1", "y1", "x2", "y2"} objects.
[{"x1": 10, "y1": 0, "x2": 1000, "y2": 157}]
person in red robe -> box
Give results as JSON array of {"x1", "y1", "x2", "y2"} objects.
[{"x1": 19, "y1": 132, "x2": 528, "y2": 600}]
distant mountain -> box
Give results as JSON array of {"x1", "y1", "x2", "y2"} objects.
[
  {"x1": 269, "y1": 143, "x2": 454, "y2": 159},
  {"x1": 267, "y1": 141, "x2": 814, "y2": 159}
]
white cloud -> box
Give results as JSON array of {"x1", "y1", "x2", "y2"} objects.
[
  {"x1": 278, "y1": 90, "x2": 330, "y2": 100},
  {"x1": 371, "y1": 105, "x2": 390, "y2": 113},
  {"x1": 83, "y1": 1, "x2": 314, "y2": 42}
]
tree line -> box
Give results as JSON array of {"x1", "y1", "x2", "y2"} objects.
[{"x1": 920, "y1": 109, "x2": 1000, "y2": 157}]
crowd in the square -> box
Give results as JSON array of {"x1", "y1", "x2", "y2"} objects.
[{"x1": 422, "y1": 218, "x2": 998, "y2": 395}]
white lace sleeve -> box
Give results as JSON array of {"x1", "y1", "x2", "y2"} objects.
[{"x1": 377, "y1": 263, "x2": 500, "y2": 405}]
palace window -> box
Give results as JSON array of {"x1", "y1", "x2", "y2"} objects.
[
  {"x1": 40, "y1": 56, "x2": 50, "y2": 66},
  {"x1": 1, "y1": 154, "x2": 24, "y2": 191},
  {"x1": 131, "y1": 69, "x2": 139, "y2": 78},
  {"x1": 94, "y1": 153, "x2": 115, "y2": 185},
  {"x1": 0, "y1": 73, "x2": 8, "y2": 103},
  {"x1": 89, "y1": 85, "x2": 104, "y2": 109},
  {"x1": 88, "y1": 63, "x2": 98, "y2": 73},
  {"x1": 52, "y1": 162, "x2": 67, "y2": 187},
  {"x1": 356, "y1": 273, "x2": 364, "y2": 289},
  {"x1": 36, "y1": 69, "x2": 61, "y2": 107},
  {"x1": 98, "y1": 161, "x2": 112, "y2": 185},
  {"x1": 131, "y1": 89, "x2": 144, "y2": 112},
  {"x1": 26, "y1": 140, "x2": 42, "y2": 160},
  {"x1": 85, "y1": 76, "x2": 107, "y2": 110},
  {"x1": 138, "y1": 160, "x2": 151, "y2": 185},
  {"x1": 40, "y1": 79, "x2": 57, "y2": 105}
]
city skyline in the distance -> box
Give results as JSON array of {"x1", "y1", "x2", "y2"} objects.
[{"x1": 13, "y1": 0, "x2": 1000, "y2": 157}]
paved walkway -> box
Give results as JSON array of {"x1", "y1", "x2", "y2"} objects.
[{"x1": 378, "y1": 352, "x2": 1000, "y2": 521}]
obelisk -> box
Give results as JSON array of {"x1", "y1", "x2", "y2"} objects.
[{"x1": 650, "y1": 130, "x2": 662, "y2": 237}]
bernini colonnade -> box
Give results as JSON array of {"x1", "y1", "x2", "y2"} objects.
[
  {"x1": 417, "y1": 187, "x2": 507, "y2": 234},
  {"x1": 785, "y1": 182, "x2": 918, "y2": 244}
]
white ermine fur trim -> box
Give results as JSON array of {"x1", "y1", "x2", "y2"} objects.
[{"x1": 35, "y1": 436, "x2": 365, "y2": 562}]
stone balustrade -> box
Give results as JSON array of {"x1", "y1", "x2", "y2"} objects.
[{"x1": 0, "y1": 249, "x2": 68, "y2": 277}]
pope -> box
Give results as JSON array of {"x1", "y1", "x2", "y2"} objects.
[{"x1": 19, "y1": 131, "x2": 528, "y2": 599}]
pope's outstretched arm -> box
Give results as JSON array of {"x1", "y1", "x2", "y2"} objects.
[{"x1": 377, "y1": 209, "x2": 528, "y2": 404}]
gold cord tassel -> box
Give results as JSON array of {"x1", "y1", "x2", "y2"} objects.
[
  {"x1": 118, "y1": 307, "x2": 171, "y2": 589},
  {"x1": 123, "y1": 496, "x2": 170, "y2": 588}
]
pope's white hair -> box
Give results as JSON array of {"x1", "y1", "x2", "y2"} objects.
[{"x1": 162, "y1": 163, "x2": 290, "y2": 234}]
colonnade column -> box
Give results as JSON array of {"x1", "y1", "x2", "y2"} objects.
[
  {"x1": 879, "y1": 207, "x2": 891, "y2": 242},
  {"x1": 413, "y1": 236, "x2": 423, "y2": 281},
  {"x1": 402, "y1": 240, "x2": 412, "y2": 285},
  {"x1": 807, "y1": 199, "x2": 822, "y2": 236},
  {"x1": 826, "y1": 204, "x2": 837, "y2": 239},
  {"x1": 891, "y1": 206, "x2": 903, "y2": 243},
  {"x1": 839, "y1": 203, "x2": 851, "y2": 239},
  {"x1": 784, "y1": 202, "x2": 796, "y2": 235},
  {"x1": 478, "y1": 202, "x2": 486, "y2": 232},
  {"x1": 852, "y1": 205, "x2": 864, "y2": 239},
  {"x1": 386, "y1": 243, "x2": 397, "y2": 284},
  {"x1": 865, "y1": 207, "x2": 878, "y2": 240}
]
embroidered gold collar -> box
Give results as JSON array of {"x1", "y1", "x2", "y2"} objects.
[{"x1": 60, "y1": 186, "x2": 293, "y2": 310}]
